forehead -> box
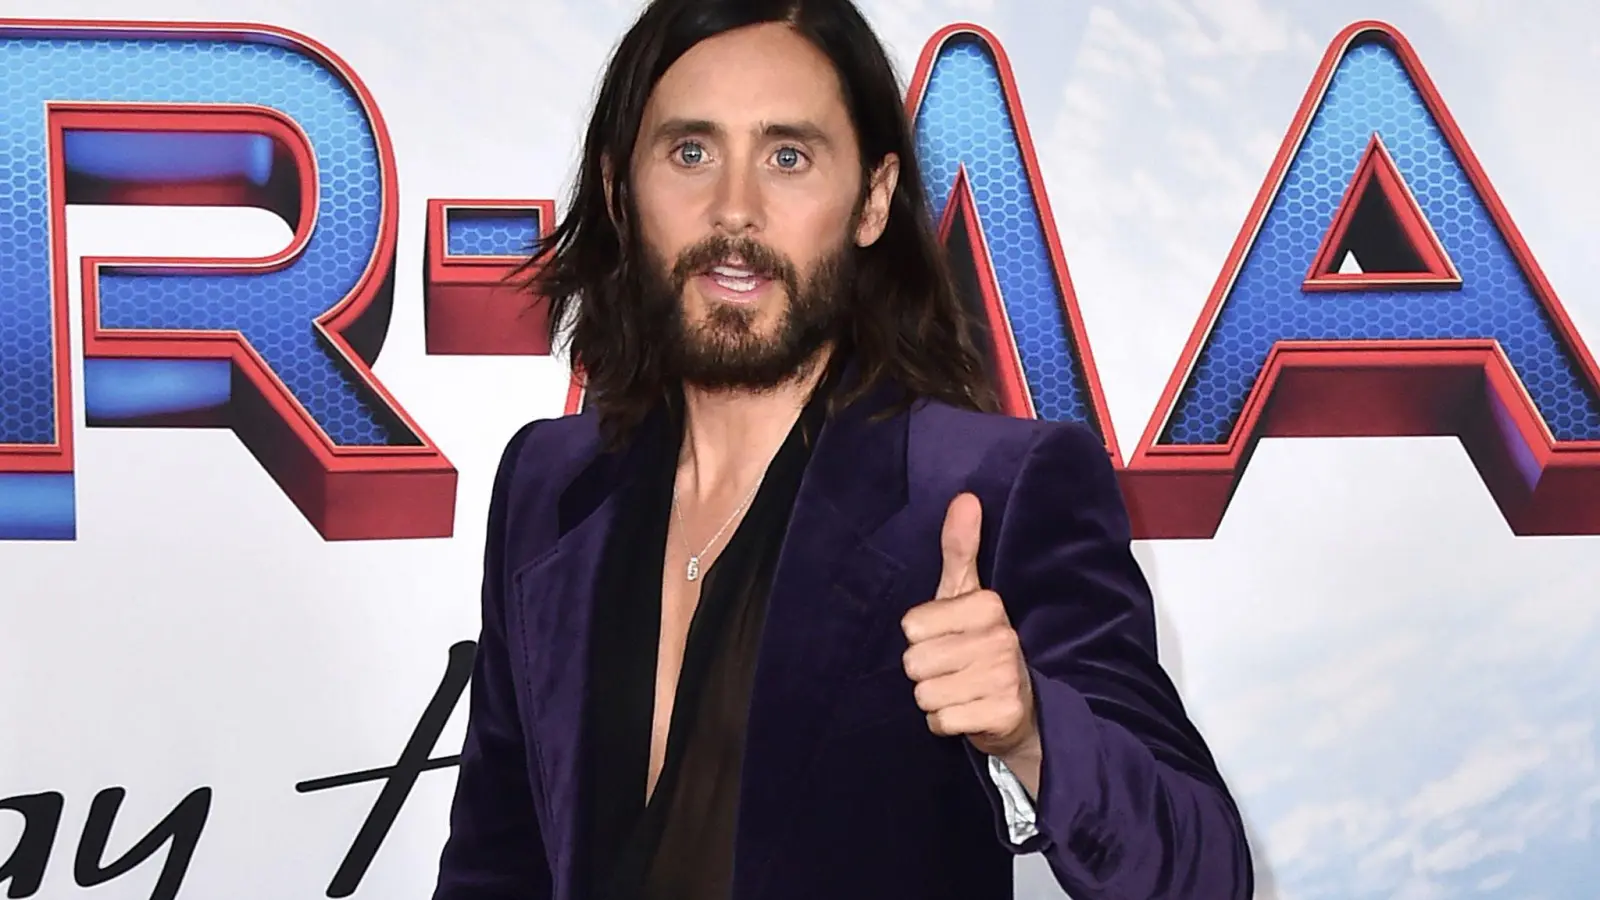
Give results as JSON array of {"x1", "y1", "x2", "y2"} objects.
[{"x1": 645, "y1": 23, "x2": 851, "y2": 129}]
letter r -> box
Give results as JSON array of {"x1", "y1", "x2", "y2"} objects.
[{"x1": 0, "y1": 19, "x2": 455, "y2": 541}]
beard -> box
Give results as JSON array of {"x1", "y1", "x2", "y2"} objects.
[{"x1": 638, "y1": 231, "x2": 854, "y2": 393}]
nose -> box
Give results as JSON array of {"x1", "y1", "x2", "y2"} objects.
[{"x1": 709, "y1": 158, "x2": 765, "y2": 236}]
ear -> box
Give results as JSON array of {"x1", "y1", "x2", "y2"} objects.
[{"x1": 853, "y1": 152, "x2": 899, "y2": 248}]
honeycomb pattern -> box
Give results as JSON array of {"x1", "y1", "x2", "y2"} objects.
[
  {"x1": 446, "y1": 208, "x2": 540, "y2": 257},
  {"x1": 0, "y1": 30, "x2": 416, "y2": 447},
  {"x1": 1162, "y1": 37, "x2": 1600, "y2": 445},
  {"x1": 914, "y1": 34, "x2": 1092, "y2": 425}
]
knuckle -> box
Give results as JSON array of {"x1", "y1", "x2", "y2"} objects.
[
  {"x1": 900, "y1": 612, "x2": 921, "y2": 641},
  {"x1": 986, "y1": 629, "x2": 1015, "y2": 658},
  {"x1": 901, "y1": 647, "x2": 920, "y2": 680}
]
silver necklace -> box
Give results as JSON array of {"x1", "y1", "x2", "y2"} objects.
[{"x1": 671, "y1": 470, "x2": 767, "y2": 582}]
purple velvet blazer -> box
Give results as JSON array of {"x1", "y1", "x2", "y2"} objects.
[{"x1": 433, "y1": 379, "x2": 1253, "y2": 899}]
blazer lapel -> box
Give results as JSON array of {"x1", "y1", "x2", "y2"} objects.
[
  {"x1": 732, "y1": 378, "x2": 911, "y2": 896},
  {"x1": 509, "y1": 414, "x2": 653, "y2": 895},
  {"x1": 510, "y1": 380, "x2": 914, "y2": 897}
]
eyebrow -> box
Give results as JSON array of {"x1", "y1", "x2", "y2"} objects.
[
  {"x1": 651, "y1": 117, "x2": 721, "y2": 144},
  {"x1": 649, "y1": 117, "x2": 833, "y2": 148},
  {"x1": 763, "y1": 121, "x2": 831, "y2": 148}
]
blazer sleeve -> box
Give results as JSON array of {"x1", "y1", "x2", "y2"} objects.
[
  {"x1": 976, "y1": 421, "x2": 1253, "y2": 899},
  {"x1": 433, "y1": 422, "x2": 553, "y2": 899}
]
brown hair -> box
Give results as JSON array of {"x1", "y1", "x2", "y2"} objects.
[{"x1": 516, "y1": 0, "x2": 996, "y2": 442}]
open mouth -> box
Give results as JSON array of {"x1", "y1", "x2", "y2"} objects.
[{"x1": 696, "y1": 259, "x2": 774, "y2": 301}]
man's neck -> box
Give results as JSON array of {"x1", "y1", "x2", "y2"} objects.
[{"x1": 676, "y1": 347, "x2": 832, "y2": 502}]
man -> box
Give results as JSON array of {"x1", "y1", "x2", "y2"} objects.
[{"x1": 433, "y1": 0, "x2": 1252, "y2": 897}]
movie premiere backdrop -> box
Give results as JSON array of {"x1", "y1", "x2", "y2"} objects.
[{"x1": 2, "y1": 0, "x2": 1597, "y2": 897}]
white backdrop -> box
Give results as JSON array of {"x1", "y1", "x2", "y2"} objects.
[{"x1": 2, "y1": 1, "x2": 1598, "y2": 898}]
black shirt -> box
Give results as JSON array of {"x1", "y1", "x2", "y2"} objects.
[{"x1": 583, "y1": 379, "x2": 832, "y2": 900}]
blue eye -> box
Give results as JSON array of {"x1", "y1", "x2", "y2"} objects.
[
  {"x1": 676, "y1": 142, "x2": 705, "y2": 165},
  {"x1": 775, "y1": 147, "x2": 802, "y2": 169}
]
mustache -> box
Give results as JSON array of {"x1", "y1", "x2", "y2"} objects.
[{"x1": 670, "y1": 235, "x2": 798, "y2": 288}]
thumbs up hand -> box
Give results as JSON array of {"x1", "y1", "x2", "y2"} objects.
[{"x1": 901, "y1": 493, "x2": 1038, "y2": 760}]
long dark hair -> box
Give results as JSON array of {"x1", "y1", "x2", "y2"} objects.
[{"x1": 518, "y1": 0, "x2": 996, "y2": 441}]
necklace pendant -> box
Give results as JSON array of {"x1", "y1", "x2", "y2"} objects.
[{"x1": 686, "y1": 555, "x2": 700, "y2": 582}]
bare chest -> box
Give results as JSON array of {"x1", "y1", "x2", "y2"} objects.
[{"x1": 644, "y1": 541, "x2": 702, "y2": 801}]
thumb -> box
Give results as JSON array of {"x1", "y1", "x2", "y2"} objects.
[{"x1": 936, "y1": 492, "x2": 983, "y2": 598}]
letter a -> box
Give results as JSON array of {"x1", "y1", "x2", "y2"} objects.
[{"x1": 1126, "y1": 20, "x2": 1600, "y2": 538}]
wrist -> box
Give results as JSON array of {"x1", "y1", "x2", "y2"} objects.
[{"x1": 998, "y1": 727, "x2": 1041, "y2": 770}]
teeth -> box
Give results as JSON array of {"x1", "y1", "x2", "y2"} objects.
[
  {"x1": 712, "y1": 275, "x2": 759, "y2": 292},
  {"x1": 706, "y1": 263, "x2": 762, "y2": 294}
]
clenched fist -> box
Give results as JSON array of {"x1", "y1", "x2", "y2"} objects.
[{"x1": 900, "y1": 492, "x2": 1038, "y2": 760}]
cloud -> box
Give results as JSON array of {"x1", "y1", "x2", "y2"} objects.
[
  {"x1": 1417, "y1": 830, "x2": 1524, "y2": 876},
  {"x1": 1075, "y1": 6, "x2": 1172, "y2": 107},
  {"x1": 1268, "y1": 798, "x2": 1393, "y2": 868},
  {"x1": 1476, "y1": 870, "x2": 1514, "y2": 891},
  {"x1": 1153, "y1": 432, "x2": 1600, "y2": 898},
  {"x1": 1259, "y1": 712, "x2": 1599, "y2": 897},
  {"x1": 1189, "y1": 0, "x2": 1318, "y2": 58},
  {"x1": 1405, "y1": 737, "x2": 1552, "y2": 824},
  {"x1": 1389, "y1": 876, "x2": 1451, "y2": 900}
]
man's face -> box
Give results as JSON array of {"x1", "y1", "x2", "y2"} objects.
[{"x1": 627, "y1": 22, "x2": 896, "y2": 390}]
